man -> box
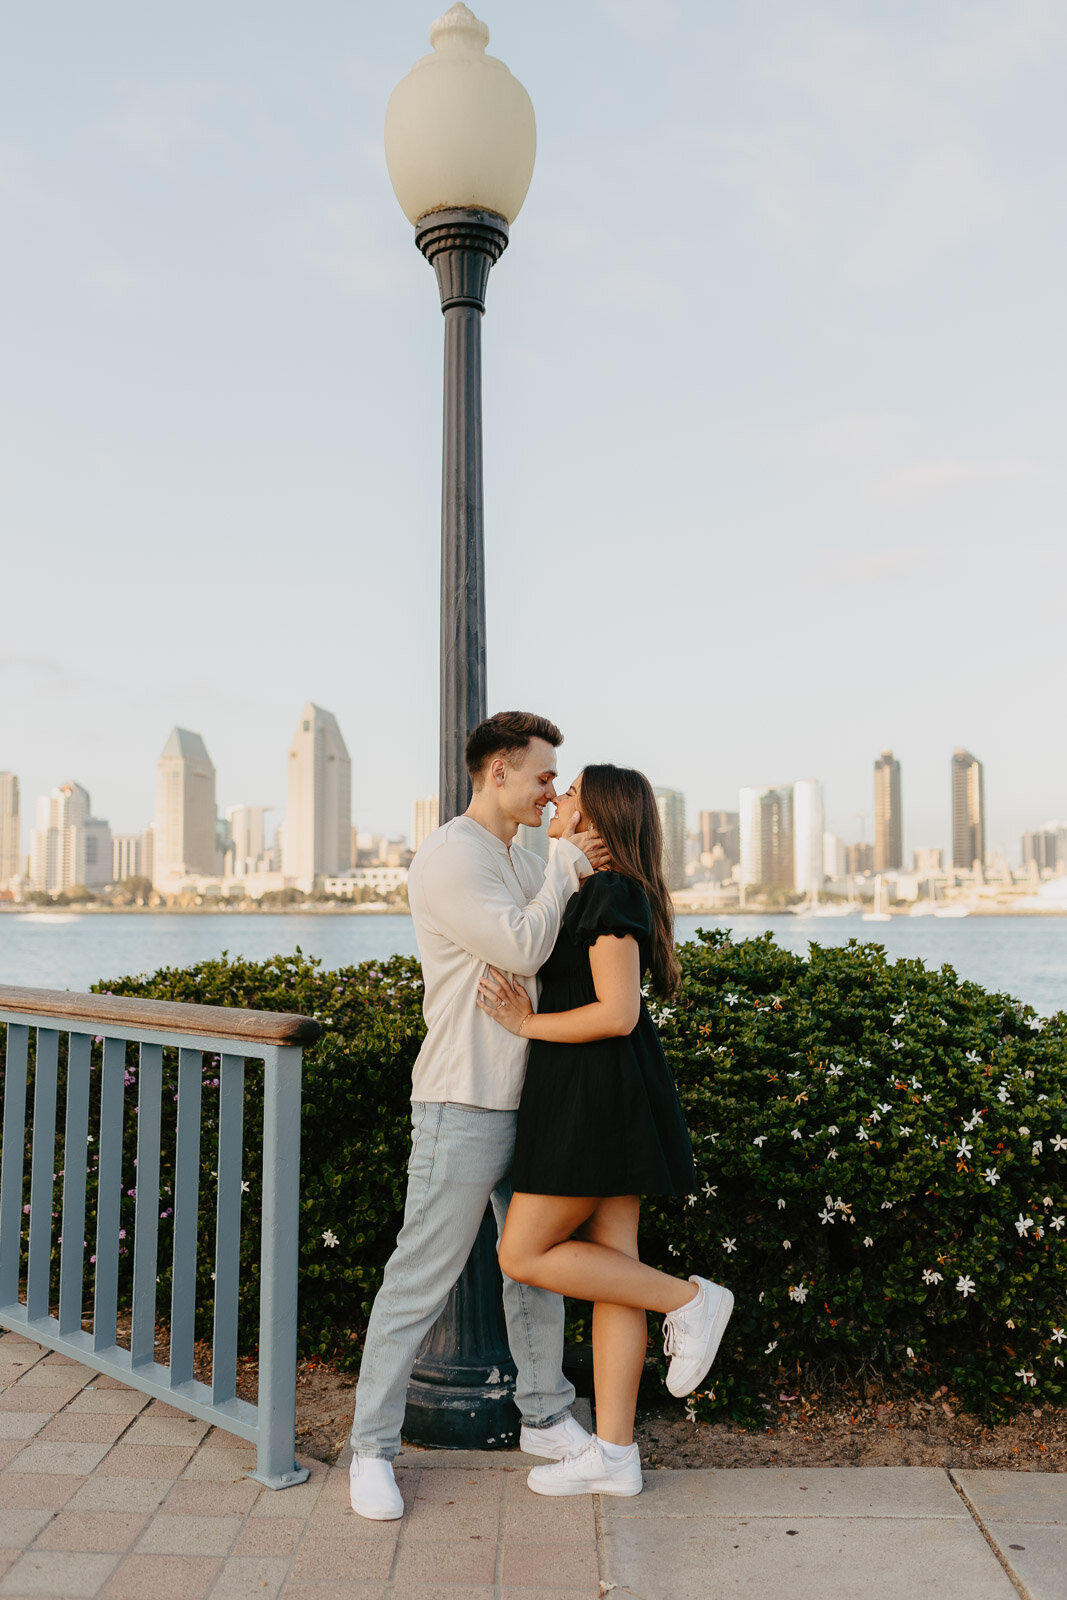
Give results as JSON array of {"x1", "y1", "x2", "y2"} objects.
[{"x1": 349, "y1": 711, "x2": 608, "y2": 1519}]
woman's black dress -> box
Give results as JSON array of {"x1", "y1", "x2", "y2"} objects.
[{"x1": 510, "y1": 872, "x2": 696, "y2": 1198}]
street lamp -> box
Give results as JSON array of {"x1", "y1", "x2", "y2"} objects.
[{"x1": 384, "y1": 6, "x2": 536, "y2": 1450}]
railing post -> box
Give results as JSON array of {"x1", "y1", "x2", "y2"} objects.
[
  {"x1": 250, "y1": 1043, "x2": 308, "y2": 1489},
  {"x1": 0, "y1": 1024, "x2": 30, "y2": 1310}
]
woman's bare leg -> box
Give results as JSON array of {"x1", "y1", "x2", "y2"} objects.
[
  {"x1": 577, "y1": 1197, "x2": 647, "y2": 1446},
  {"x1": 499, "y1": 1193, "x2": 697, "y2": 1315}
]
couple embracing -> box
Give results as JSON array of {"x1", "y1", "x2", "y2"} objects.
[{"x1": 348, "y1": 711, "x2": 733, "y2": 1519}]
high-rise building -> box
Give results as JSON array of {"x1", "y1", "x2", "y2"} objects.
[
  {"x1": 112, "y1": 835, "x2": 142, "y2": 882},
  {"x1": 697, "y1": 810, "x2": 739, "y2": 867},
  {"x1": 516, "y1": 822, "x2": 550, "y2": 862},
  {"x1": 227, "y1": 806, "x2": 272, "y2": 877},
  {"x1": 1021, "y1": 826, "x2": 1066, "y2": 875},
  {"x1": 792, "y1": 780, "x2": 825, "y2": 896},
  {"x1": 654, "y1": 788, "x2": 687, "y2": 891},
  {"x1": 283, "y1": 703, "x2": 352, "y2": 891},
  {"x1": 845, "y1": 841, "x2": 874, "y2": 876},
  {"x1": 0, "y1": 773, "x2": 19, "y2": 885},
  {"x1": 29, "y1": 782, "x2": 111, "y2": 893},
  {"x1": 951, "y1": 749, "x2": 986, "y2": 870},
  {"x1": 153, "y1": 729, "x2": 220, "y2": 886},
  {"x1": 873, "y1": 749, "x2": 903, "y2": 872},
  {"x1": 823, "y1": 832, "x2": 846, "y2": 880},
  {"x1": 412, "y1": 796, "x2": 439, "y2": 852},
  {"x1": 739, "y1": 786, "x2": 793, "y2": 890},
  {"x1": 914, "y1": 846, "x2": 944, "y2": 875}
]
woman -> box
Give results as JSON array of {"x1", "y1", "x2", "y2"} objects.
[{"x1": 476, "y1": 764, "x2": 733, "y2": 1498}]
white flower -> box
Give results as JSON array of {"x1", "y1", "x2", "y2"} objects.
[
  {"x1": 922, "y1": 1093, "x2": 932, "y2": 1103},
  {"x1": 870, "y1": 1108, "x2": 882, "y2": 1124},
  {"x1": 685, "y1": 1403, "x2": 697, "y2": 1422},
  {"x1": 1015, "y1": 1214, "x2": 1034, "y2": 1238},
  {"x1": 1051, "y1": 1328, "x2": 1065, "y2": 1344},
  {"x1": 892, "y1": 1040, "x2": 904, "y2": 1052},
  {"x1": 321, "y1": 1229, "x2": 340, "y2": 1248},
  {"x1": 782, "y1": 1240, "x2": 792, "y2": 1250},
  {"x1": 1028, "y1": 1018, "x2": 1044, "y2": 1031},
  {"x1": 897, "y1": 1126, "x2": 913, "y2": 1139},
  {"x1": 1016, "y1": 1368, "x2": 1036, "y2": 1387},
  {"x1": 982, "y1": 1167, "x2": 999, "y2": 1187},
  {"x1": 1006, "y1": 1319, "x2": 1015, "y2": 1329},
  {"x1": 1033, "y1": 1140, "x2": 1044, "y2": 1157},
  {"x1": 788, "y1": 1284, "x2": 808, "y2": 1303},
  {"x1": 863, "y1": 1236, "x2": 874, "y2": 1248},
  {"x1": 724, "y1": 993, "x2": 739, "y2": 1006},
  {"x1": 765, "y1": 1341, "x2": 778, "y2": 1354},
  {"x1": 1019, "y1": 1127, "x2": 1030, "y2": 1137},
  {"x1": 827, "y1": 1149, "x2": 839, "y2": 1160},
  {"x1": 753, "y1": 1136, "x2": 767, "y2": 1147},
  {"x1": 241, "y1": 1180, "x2": 250, "y2": 1194},
  {"x1": 963, "y1": 1110, "x2": 983, "y2": 1132},
  {"x1": 777, "y1": 1198, "x2": 786, "y2": 1210},
  {"x1": 965, "y1": 1050, "x2": 981, "y2": 1063},
  {"x1": 956, "y1": 1140, "x2": 973, "y2": 1160},
  {"x1": 827, "y1": 1064, "x2": 844, "y2": 1078},
  {"x1": 922, "y1": 1269, "x2": 943, "y2": 1285},
  {"x1": 1051, "y1": 1135, "x2": 1067, "y2": 1152},
  {"x1": 956, "y1": 1275, "x2": 976, "y2": 1297},
  {"x1": 1056, "y1": 1358, "x2": 1065, "y2": 1369},
  {"x1": 722, "y1": 1237, "x2": 737, "y2": 1253},
  {"x1": 687, "y1": 1194, "x2": 698, "y2": 1207},
  {"x1": 827, "y1": 1125, "x2": 839, "y2": 1136},
  {"x1": 910, "y1": 1076, "x2": 922, "y2": 1089},
  {"x1": 791, "y1": 1129, "x2": 802, "y2": 1141},
  {"x1": 668, "y1": 1244, "x2": 680, "y2": 1256},
  {"x1": 1044, "y1": 1196, "x2": 1054, "y2": 1207},
  {"x1": 1050, "y1": 1215, "x2": 1066, "y2": 1231},
  {"x1": 758, "y1": 1291, "x2": 765, "y2": 1303},
  {"x1": 906, "y1": 1347, "x2": 915, "y2": 1360},
  {"x1": 703, "y1": 1182, "x2": 718, "y2": 1198},
  {"x1": 997, "y1": 1088, "x2": 1012, "y2": 1103},
  {"x1": 857, "y1": 1126, "x2": 869, "y2": 1143},
  {"x1": 818, "y1": 1208, "x2": 836, "y2": 1226},
  {"x1": 892, "y1": 1011, "x2": 907, "y2": 1025}
]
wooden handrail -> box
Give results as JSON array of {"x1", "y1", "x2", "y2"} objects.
[{"x1": 0, "y1": 984, "x2": 322, "y2": 1048}]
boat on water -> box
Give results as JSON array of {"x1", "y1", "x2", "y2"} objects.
[
  {"x1": 909, "y1": 875, "x2": 971, "y2": 918},
  {"x1": 862, "y1": 874, "x2": 892, "y2": 922},
  {"x1": 934, "y1": 903, "x2": 971, "y2": 918}
]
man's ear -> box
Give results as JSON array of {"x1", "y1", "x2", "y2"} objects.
[{"x1": 490, "y1": 757, "x2": 507, "y2": 788}]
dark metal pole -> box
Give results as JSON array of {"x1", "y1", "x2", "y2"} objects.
[{"x1": 403, "y1": 206, "x2": 520, "y2": 1450}]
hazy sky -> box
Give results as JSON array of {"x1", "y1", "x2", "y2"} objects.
[{"x1": 4, "y1": 1, "x2": 1065, "y2": 861}]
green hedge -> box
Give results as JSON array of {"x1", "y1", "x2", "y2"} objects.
[{"x1": 5, "y1": 932, "x2": 1063, "y2": 1419}]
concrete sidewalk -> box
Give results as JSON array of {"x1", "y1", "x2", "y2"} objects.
[{"x1": 2, "y1": 1332, "x2": 1065, "y2": 1600}]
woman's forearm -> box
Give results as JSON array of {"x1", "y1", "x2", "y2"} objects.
[{"x1": 523, "y1": 999, "x2": 638, "y2": 1044}]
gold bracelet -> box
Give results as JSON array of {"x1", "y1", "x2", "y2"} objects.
[{"x1": 518, "y1": 1012, "x2": 533, "y2": 1034}]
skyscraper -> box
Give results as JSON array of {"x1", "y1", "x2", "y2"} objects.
[
  {"x1": 951, "y1": 749, "x2": 986, "y2": 870},
  {"x1": 873, "y1": 749, "x2": 903, "y2": 872},
  {"x1": 226, "y1": 805, "x2": 272, "y2": 877},
  {"x1": 283, "y1": 704, "x2": 352, "y2": 891},
  {"x1": 412, "y1": 796, "x2": 439, "y2": 852},
  {"x1": 697, "y1": 810, "x2": 739, "y2": 867},
  {"x1": 654, "y1": 788, "x2": 687, "y2": 892},
  {"x1": 153, "y1": 729, "x2": 219, "y2": 886},
  {"x1": 792, "y1": 780, "x2": 825, "y2": 897},
  {"x1": 739, "y1": 786, "x2": 794, "y2": 890},
  {"x1": 0, "y1": 773, "x2": 19, "y2": 885},
  {"x1": 29, "y1": 782, "x2": 111, "y2": 893}
]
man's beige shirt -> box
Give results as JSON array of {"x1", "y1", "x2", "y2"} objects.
[{"x1": 407, "y1": 815, "x2": 590, "y2": 1110}]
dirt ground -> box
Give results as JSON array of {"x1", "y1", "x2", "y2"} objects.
[{"x1": 283, "y1": 1357, "x2": 1067, "y2": 1473}]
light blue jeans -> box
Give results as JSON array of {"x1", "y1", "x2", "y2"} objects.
[{"x1": 350, "y1": 1101, "x2": 575, "y2": 1460}]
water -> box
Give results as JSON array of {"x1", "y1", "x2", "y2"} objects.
[{"x1": 2, "y1": 910, "x2": 1065, "y2": 1015}]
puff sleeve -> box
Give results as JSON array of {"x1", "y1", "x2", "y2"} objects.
[{"x1": 567, "y1": 872, "x2": 652, "y2": 949}]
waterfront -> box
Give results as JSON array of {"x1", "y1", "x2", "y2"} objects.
[{"x1": 2, "y1": 910, "x2": 1065, "y2": 1016}]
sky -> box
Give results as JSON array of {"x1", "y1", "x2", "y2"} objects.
[{"x1": 3, "y1": 0, "x2": 1066, "y2": 862}]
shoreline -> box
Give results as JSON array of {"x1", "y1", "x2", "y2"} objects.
[{"x1": 3, "y1": 903, "x2": 1066, "y2": 919}]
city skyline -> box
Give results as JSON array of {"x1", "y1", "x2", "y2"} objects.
[{"x1": 3, "y1": 5, "x2": 1066, "y2": 871}]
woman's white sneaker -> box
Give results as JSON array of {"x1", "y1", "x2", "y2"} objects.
[
  {"x1": 527, "y1": 1438, "x2": 642, "y2": 1497},
  {"x1": 519, "y1": 1415, "x2": 593, "y2": 1460},
  {"x1": 349, "y1": 1455, "x2": 404, "y2": 1520},
  {"x1": 662, "y1": 1276, "x2": 734, "y2": 1397}
]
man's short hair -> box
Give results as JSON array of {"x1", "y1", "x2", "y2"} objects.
[{"x1": 465, "y1": 711, "x2": 563, "y2": 779}]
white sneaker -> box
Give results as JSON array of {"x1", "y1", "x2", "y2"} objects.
[
  {"x1": 528, "y1": 1437, "x2": 642, "y2": 1498},
  {"x1": 349, "y1": 1455, "x2": 404, "y2": 1520},
  {"x1": 662, "y1": 1276, "x2": 734, "y2": 1397},
  {"x1": 519, "y1": 1415, "x2": 593, "y2": 1460}
]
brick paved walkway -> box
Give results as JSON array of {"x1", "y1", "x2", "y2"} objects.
[{"x1": 0, "y1": 1333, "x2": 600, "y2": 1599}]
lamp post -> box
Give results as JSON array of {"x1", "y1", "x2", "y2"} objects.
[{"x1": 384, "y1": 5, "x2": 536, "y2": 1449}]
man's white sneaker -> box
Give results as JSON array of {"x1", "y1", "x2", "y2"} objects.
[
  {"x1": 349, "y1": 1455, "x2": 404, "y2": 1520},
  {"x1": 527, "y1": 1438, "x2": 642, "y2": 1498},
  {"x1": 519, "y1": 1415, "x2": 593, "y2": 1460},
  {"x1": 662, "y1": 1276, "x2": 734, "y2": 1397}
]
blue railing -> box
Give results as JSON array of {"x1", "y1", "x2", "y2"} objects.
[{"x1": 0, "y1": 984, "x2": 320, "y2": 1489}]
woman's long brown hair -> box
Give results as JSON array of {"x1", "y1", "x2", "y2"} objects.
[{"x1": 577, "y1": 764, "x2": 680, "y2": 998}]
